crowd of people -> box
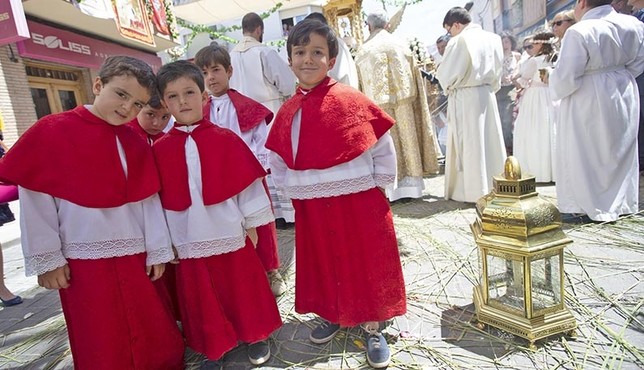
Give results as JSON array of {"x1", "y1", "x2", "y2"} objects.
[{"x1": 0, "y1": 1, "x2": 641, "y2": 369}]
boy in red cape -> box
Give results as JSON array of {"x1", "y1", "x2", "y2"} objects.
[
  {"x1": 194, "y1": 44, "x2": 286, "y2": 297},
  {"x1": 0, "y1": 56, "x2": 185, "y2": 370},
  {"x1": 265, "y1": 20, "x2": 406, "y2": 369},
  {"x1": 127, "y1": 93, "x2": 172, "y2": 144},
  {"x1": 153, "y1": 60, "x2": 282, "y2": 369}
]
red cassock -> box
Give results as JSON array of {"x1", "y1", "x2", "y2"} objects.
[
  {"x1": 266, "y1": 77, "x2": 407, "y2": 326},
  {"x1": 0, "y1": 106, "x2": 185, "y2": 370},
  {"x1": 203, "y1": 90, "x2": 280, "y2": 271},
  {"x1": 153, "y1": 120, "x2": 282, "y2": 360}
]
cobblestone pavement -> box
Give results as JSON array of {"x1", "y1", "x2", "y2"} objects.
[{"x1": 1, "y1": 175, "x2": 643, "y2": 369}]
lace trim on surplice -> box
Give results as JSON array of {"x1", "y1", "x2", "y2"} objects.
[
  {"x1": 285, "y1": 175, "x2": 378, "y2": 199},
  {"x1": 176, "y1": 235, "x2": 246, "y2": 259},
  {"x1": 245, "y1": 207, "x2": 275, "y2": 229},
  {"x1": 63, "y1": 237, "x2": 145, "y2": 260},
  {"x1": 24, "y1": 250, "x2": 68, "y2": 276}
]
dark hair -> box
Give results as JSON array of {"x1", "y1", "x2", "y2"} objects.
[
  {"x1": 304, "y1": 12, "x2": 328, "y2": 24},
  {"x1": 287, "y1": 19, "x2": 339, "y2": 59},
  {"x1": 156, "y1": 60, "x2": 204, "y2": 96},
  {"x1": 242, "y1": 12, "x2": 263, "y2": 34},
  {"x1": 443, "y1": 7, "x2": 471, "y2": 27},
  {"x1": 500, "y1": 32, "x2": 517, "y2": 51},
  {"x1": 147, "y1": 93, "x2": 163, "y2": 109},
  {"x1": 532, "y1": 31, "x2": 558, "y2": 63},
  {"x1": 98, "y1": 56, "x2": 157, "y2": 98},
  {"x1": 587, "y1": 0, "x2": 612, "y2": 7},
  {"x1": 194, "y1": 44, "x2": 232, "y2": 70}
]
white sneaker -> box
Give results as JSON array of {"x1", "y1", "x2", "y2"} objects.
[{"x1": 268, "y1": 270, "x2": 286, "y2": 296}]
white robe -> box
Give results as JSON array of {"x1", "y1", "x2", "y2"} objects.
[
  {"x1": 549, "y1": 5, "x2": 644, "y2": 221},
  {"x1": 513, "y1": 55, "x2": 556, "y2": 183},
  {"x1": 436, "y1": 23, "x2": 507, "y2": 203},
  {"x1": 229, "y1": 36, "x2": 296, "y2": 117},
  {"x1": 329, "y1": 38, "x2": 359, "y2": 89}
]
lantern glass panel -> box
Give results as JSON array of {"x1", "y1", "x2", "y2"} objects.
[
  {"x1": 530, "y1": 255, "x2": 561, "y2": 311},
  {"x1": 487, "y1": 254, "x2": 525, "y2": 311}
]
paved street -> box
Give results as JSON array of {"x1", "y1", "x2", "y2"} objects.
[{"x1": 1, "y1": 174, "x2": 643, "y2": 369}]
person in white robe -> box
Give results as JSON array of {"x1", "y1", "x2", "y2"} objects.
[
  {"x1": 512, "y1": 32, "x2": 558, "y2": 183},
  {"x1": 355, "y1": 11, "x2": 441, "y2": 201},
  {"x1": 436, "y1": 6, "x2": 507, "y2": 203},
  {"x1": 549, "y1": 0, "x2": 644, "y2": 222},
  {"x1": 230, "y1": 12, "x2": 297, "y2": 223}
]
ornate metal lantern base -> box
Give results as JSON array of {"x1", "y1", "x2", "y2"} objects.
[{"x1": 474, "y1": 285, "x2": 577, "y2": 350}]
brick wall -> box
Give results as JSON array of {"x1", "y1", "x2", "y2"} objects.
[{"x1": 0, "y1": 44, "x2": 38, "y2": 146}]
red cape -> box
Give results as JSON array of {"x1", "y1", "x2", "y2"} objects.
[
  {"x1": 202, "y1": 89, "x2": 273, "y2": 132},
  {"x1": 153, "y1": 119, "x2": 266, "y2": 211},
  {"x1": 127, "y1": 119, "x2": 165, "y2": 144},
  {"x1": 0, "y1": 106, "x2": 160, "y2": 208},
  {"x1": 265, "y1": 77, "x2": 394, "y2": 170}
]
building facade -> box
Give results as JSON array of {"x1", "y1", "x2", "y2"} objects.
[{"x1": 0, "y1": 0, "x2": 178, "y2": 145}]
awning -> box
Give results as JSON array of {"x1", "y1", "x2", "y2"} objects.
[
  {"x1": 22, "y1": 0, "x2": 179, "y2": 53},
  {"x1": 173, "y1": 0, "x2": 327, "y2": 25}
]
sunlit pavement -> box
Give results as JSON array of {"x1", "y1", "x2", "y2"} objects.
[{"x1": 1, "y1": 174, "x2": 643, "y2": 369}]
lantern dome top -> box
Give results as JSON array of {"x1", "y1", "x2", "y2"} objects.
[{"x1": 471, "y1": 157, "x2": 571, "y2": 253}]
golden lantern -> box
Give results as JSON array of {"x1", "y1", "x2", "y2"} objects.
[{"x1": 471, "y1": 157, "x2": 577, "y2": 350}]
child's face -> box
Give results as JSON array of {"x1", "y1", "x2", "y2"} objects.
[
  {"x1": 161, "y1": 76, "x2": 208, "y2": 125},
  {"x1": 202, "y1": 63, "x2": 232, "y2": 97},
  {"x1": 91, "y1": 75, "x2": 150, "y2": 126},
  {"x1": 137, "y1": 105, "x2": 171, "y2": 136},
  {"x1": 289, "y1": 32, "x2": 336, "y2": 90}
]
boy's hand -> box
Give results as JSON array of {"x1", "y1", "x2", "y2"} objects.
[
  {"x1": 38, "y1": 265, "x2": 71, "y2": 290},
  {"x1": 247, "y1": 228, "x2": 258, "y2": 247},
  {"x1": 147, "y1": 264, "x2": 166, "y2": 281}
]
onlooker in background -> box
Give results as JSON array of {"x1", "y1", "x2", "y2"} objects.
[
  {"x1": 0, "y1": 132, "x2": 21, "y2": 307},
  {"x1": 436, "y1": 6, "x2": 506, "y2": 203},
  {"x1": 512, "y1": 31, "x2": 558, "y2": 183},
  {"x1": 497, "y1": 32, "x2": 521, "y2": 155},
  {"x1": 304, "y1": 12, "x2": 360, "y2": 89},
  {"x1": 549, "y1": 0, "x2": 644, "y2": 222},
  {"x1": 230, "y1": 12, "x2": 297, "y2": 224},
  {"x1": 612, "y1": 0, "x2": 634, "y2": 13},
  {"x1": 355, "y1": 10, "x2": 441, "y2": 201},
  {"x1": 551, "y1": 10, "x2": 577, "y2": 40}
]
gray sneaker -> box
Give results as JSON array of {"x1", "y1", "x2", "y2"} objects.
[
  {"x1": 365, "y1": 332, "x2": 391, "y2": 368},
  {"x1": 248, "y1": 340, "x2": 271, "y2": 365},
  {"x1": 268, "y1": 270, "x2": 286, "y2": 297},
  {"x1": 309, "y1": 320, "x2": 341, "y2": 344},
  {"x1": 200, "y1": 359, "x2": 223, "y2": 370}
]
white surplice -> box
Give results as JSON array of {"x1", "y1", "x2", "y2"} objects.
[
  {"x1": 163, "y1": 125, "x2": 274, "y2": 259},
  {"x1": 549, "y1": 5, "x2": 644, "y2": 221},
  {"x1": 207, "y1": 94, "x2": 270, "y2": 169},
  {"x1": 436, "y1": 23, "x2": 507, "y2": 203},
  {"x1": 19, "y1": 138, "x2": 174, "y2": 276}
]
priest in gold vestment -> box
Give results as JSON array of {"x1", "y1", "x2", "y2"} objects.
[{"x1": 355, "y1": 11, "x2": 441, "y2": 201}]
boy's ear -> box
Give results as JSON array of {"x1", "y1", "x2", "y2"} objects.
[
  {"x1": 288, "y1": 57, "x2": 292, "y2": 67},
  {"x1": 92, "y1": 77, "x2": 103, "y2": 95},
  {"x1": 328, "y1": 57, "x2": 337, "y2": 71},
  {"x1": 201, "y1": 90, "x2": 209, "y2": 102}
]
